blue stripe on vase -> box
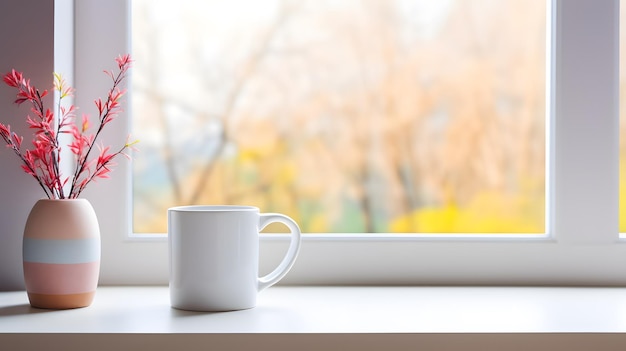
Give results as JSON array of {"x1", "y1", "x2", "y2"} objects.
[{"x1": 23, "y1": 237, "x2": 101, "y2": 264}]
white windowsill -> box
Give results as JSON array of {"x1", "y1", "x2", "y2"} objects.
[{"x1": 2, "y1": 286, "x2": 626, "y2": 350}]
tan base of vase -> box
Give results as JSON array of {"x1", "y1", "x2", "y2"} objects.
[{"x1": 27, "y1": 291, "x2": 95, "y2": 309}]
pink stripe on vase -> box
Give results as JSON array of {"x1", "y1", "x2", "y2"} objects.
[{"x1": 23, "y1": 261, "x2": 100, "y2": 295}]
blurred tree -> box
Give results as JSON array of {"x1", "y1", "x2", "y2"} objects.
[{"x1": 132, "y1": 0, "x2": 546, "y2": 234}]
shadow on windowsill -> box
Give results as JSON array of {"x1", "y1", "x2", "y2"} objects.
[{"x1": 0, "y1": 303, "x2": 58, "y2": 316}]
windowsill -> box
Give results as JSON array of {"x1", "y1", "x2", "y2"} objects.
[{"x1": 2, "y1": 286, "x2": 626, "y2": 350}]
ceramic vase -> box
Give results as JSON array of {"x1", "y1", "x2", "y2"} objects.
[{"x1": 22, "y1": 199, "x2": 101, "y2": 309}]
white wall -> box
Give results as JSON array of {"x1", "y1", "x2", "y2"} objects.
[{"x1": 0, "y1": 1, "x2": 55, "y2": 290}]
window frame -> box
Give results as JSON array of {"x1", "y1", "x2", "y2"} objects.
[{"x1": 75, "y1": 0, "x2": 624, "y2": 286}]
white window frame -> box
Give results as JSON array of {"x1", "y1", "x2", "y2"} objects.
[{"x1": 74, "y1": 0, "x2": 623, "y2": 286}]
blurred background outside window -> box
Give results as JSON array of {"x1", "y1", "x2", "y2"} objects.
[{"x1": 131, "y1": 0, "x2": 547, "y2": 234}]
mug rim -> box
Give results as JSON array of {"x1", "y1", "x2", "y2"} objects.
[{"x1": 168, "y1": 205, "x2": 260, "y2": 212}]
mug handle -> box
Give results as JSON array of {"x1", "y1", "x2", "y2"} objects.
[{"x1": 257, "y1": 213, "x2": 302, "y2": 292}]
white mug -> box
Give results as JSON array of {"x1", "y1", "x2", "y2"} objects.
[{"x1": 168, "y1": 205, "x2": 301, "y2": 311}]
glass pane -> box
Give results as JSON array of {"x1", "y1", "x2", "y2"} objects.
[
  {"x1": 131, "y1": 0, "x2": 546, "y2": 234},
  {"x1": 619, "y1": 1, "x2": 626, "y2": 233},
  {"x1": 622, "y1": 2, "x2": 626, "y2": 233}
]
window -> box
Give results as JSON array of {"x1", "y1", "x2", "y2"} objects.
[
  {"x1": 75, "y1": 0, "x2": 623, "y2": 286},
  {"x1": 131, "y1": 0, "x2": 546, "y2": 234},
  {"x1": 620, "y1": 1, "x2": 626, "y2": 233}
]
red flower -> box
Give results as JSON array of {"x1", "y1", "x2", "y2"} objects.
[
  {"x1": 2, "y1": 69, "x2": 22, "y2": 88},
  {"x1": 0, "y1": 123, "x2": 10, "y2": 140}
]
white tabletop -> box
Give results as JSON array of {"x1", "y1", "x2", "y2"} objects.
[
  {"x1": 2, "y1": 285, "x2": 626, "y2": 333},
  {"x1": 2, "y1": 286, "x2": 626, "y2": 350}
]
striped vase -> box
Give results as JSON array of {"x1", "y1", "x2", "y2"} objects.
[{"x1": 22, "y1": 199, "x2": 100, "y2": 309}]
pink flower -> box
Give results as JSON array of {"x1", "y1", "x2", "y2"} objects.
[
  {"x1": 115, "y1": 54, "x2": 133, "y2": 70},
  {"x1": 11, "y1": 133, "x2": 23, "y2": 149},
  {"x1": 96, "y1": 145, "x2": 113, "y2": 167},
  {"x1": 0, "y1": 55, "x2": 136, "y2": 199}
]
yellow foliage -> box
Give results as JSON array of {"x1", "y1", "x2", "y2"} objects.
[
  {"x1": 389, "y1": 188, "x2": 544, "y2": 234},
  {"x1": 277, "y1": 161, "x2": 297, "y2": 185},
  {"x1": 307, "y1": 214, "x2": 329, "y2": 233}
]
